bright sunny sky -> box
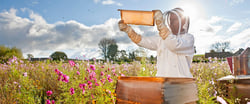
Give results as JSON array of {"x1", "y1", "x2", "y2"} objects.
[{"x1": 0, "y1": 0, "x2": 249, "y2": 59}]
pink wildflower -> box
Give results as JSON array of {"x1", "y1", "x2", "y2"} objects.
[
  {"x1": 77, "y1": 71, "x2": 80, "y2": 75},
  {"x1": 54, "y1": 69, "x2": 59, "y2": 73},
  {"x1": 100, "y1": 71, "x2": 104, "y2": 76},
  {"x1": 107, "y1": 75, "x2": 113, "y2": 82},
  {"x1": 58, "y1": 71, "x2": 63, "y2": 76},
  {"x1": 89, "y1": 71, "x2": 96, "y2": 80},
  {"x1": 90, "y1": 65, "x2": 96, "y2": 70},
  {"x1": 88, "y1": 81, "x2": 92, "y2": 89},
  {"x1": 82, "y1": 88, "x2": 85, "y2": 94},
  {"x1": 57, "y1": 76, "x2": 62, "y2": 81},
  {"x1": 86, "y1": 68, "x2": 90, "y2": 73},
  {"x1": 216, "y1": 96, "x2": 227, "y2": 104},
  {"x1": 121, "y1": 73, "x2": 125, "y2": 76},
  {"x1": 95, "y1": 83, "x2": 99, "y2": 86},
  {"x1": 46, "y1": 100, "x2": 51, "y2": 104},
  {"x1": 70, "y1": 88, "x2": 75, "y2": 95},
  {"x1": 88, "y1": 81, "x2": 92, "y2": 86},
  {"x1": 101, "y1": 78, "x2": 106, "y2": 84},
  {"x1": 79, "y1": 83, "x2": 87, "y2": 89},
  {"x1": 46, "y1": 90, "x2": 53, "y2": 96},
  {"x1": 108, "y1": 78, "x2": 113, "y2": 82},
  {"x1": 23, "y1": 72, "x2": 27, "y2": 77},
  {"x1": 112, "y1": 69, "x2": 115, "y2": 73},
  {"x1": 68, "y1": 60, "x2": 75, "y2": 67},
  {"x1": 94, "y1": 78, "x2": 97, "y2": 82},
  {"x1": 62, "y1": 74, "x2": 69, "y2": 83},
  {"x1": 52, "y1": 100, "x2": 55, "y2": 104}
]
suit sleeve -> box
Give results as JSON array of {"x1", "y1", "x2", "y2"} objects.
[
  {"x1": 164, "y1": 34, "x2": 195, "y2": 54},
  {"x1": 137, "y1": 36, "x2": 160, "y2": 51}
]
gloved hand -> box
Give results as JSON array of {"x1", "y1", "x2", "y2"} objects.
[
  {"x1": 153, "y1": 10, "x2": 170, "y2": 40},
  {"x1": 118, "y1": 20, "x2": 129, "y2": 32},
  {"x1": 118, "y1": 20, "x2": 141, "y2": 44}
]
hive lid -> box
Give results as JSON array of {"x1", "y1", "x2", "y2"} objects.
[{"x1": 218, "y1": 75, "x2": 250, "y2": 81}]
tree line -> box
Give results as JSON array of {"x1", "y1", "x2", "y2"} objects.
[{"x1": 0, "y1": 39, "x2": 235, "y2": 64}]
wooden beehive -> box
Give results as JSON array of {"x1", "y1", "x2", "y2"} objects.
[
  {"x1": 118, "y1": 9, "x2": 155, "y2": 26},
  {"x1": 218, "y1": 75, "x2": 250, "y2": 104},
  {"x1": 227, "y1": 48, "x2": 250, "y2": 75},
  {"x1": 115, "y1": 76, "x2": 198, "y2": 104}
]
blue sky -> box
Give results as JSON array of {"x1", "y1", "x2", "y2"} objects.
[{"x1": 0, "y1": 0, "x2": 249, "y2": 59}]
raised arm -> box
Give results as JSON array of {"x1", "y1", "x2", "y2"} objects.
[
  {"x1": 118, "y1": 20, "x2": 159, "y2": 51},
  {"x1": 118, "y1": 20, "x2": 141, "y2": 44},
  {"x1": 153, "y1": 10, "x2": 170, "y2": 40}
]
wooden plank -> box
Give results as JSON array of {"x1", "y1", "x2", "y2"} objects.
[
  {"x1": 118, "y1": 9, "x2": 155, "y2": 26},
  {"x1": 233, "y1": 56, "x2": 241, "y2": 75},
  {"x1": 116, "y1": 79, "x2": 163, "y2": 104},
  {"x1": 163, "y1": 83, "x2": 199, "y2": 104}
]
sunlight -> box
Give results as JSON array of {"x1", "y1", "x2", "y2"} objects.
[
  {"x1": 173, "y1": 0, "x2": 204, "y2": 20},
  {"x1": 182, "y1": 4, "x2": 198, "y2": 19}
]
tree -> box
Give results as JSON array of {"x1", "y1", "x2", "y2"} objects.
[
  {"x1": 150, "y1": 55, "x2": 155, "y2": 64},
  {"x1": 0, "y1": 45, "x2": 23, "y2": 63},
  {"x1": 129, "y1": 51, "x2": 136, "y2": 61},
  {"x1": 27, "y1": 54, "x2": 34, "y2": 59},
  {"x1": 50, "y1": 51, "x2": 68, "y2": 61},
  {"x1": 107, "y1": 43, "x2": 118, "y2": 61},
  {"x1": 211, "y1": 41, "x2": 231, "y2": 52},
  {"x1": 98, "y1": 38, "x2": 116, "y2": 61},
  {"x1": 119, "y1": 50, "x2": 128, "y2": 60}
]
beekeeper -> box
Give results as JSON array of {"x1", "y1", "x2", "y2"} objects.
[{"x1": 118, "y1": 8, "x2": 195, "y2": 77}]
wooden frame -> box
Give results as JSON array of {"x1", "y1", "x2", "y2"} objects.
[{"x1": 118, "y1": 9, "x2": 155, "y2": 26}]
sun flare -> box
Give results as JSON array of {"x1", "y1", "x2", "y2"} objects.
[{"x1": 173, "y1": 0, "x2": 204, "y2": 20}]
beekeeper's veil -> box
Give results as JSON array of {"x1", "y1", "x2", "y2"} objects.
[{"x1": 163, "y1": 8, "x2": 190, "y2": 35}]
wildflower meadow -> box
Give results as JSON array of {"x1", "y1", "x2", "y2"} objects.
[{"x1": 0, "y1": 56, "x2": 245, "y2": 104}]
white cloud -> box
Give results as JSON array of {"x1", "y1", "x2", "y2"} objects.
[
  {"x1": 102, "y1": 0, "x2": 115, "y2": 5},
  {"x1": 209, "y1": 16, "x2": 223, "y2": 24},
  {"x1": 93, "y1": 0, "x2": 123, "y2": 6},
  {"x1": 0, "y1": 8, "x2": 149, "y2": 59},
  {"x1": 226, "y1": 22, "x2": 242, "y2": 33},
  {"x1": 93, "y1": 0, "x2": 100, "y2": 3},
  {"x1": 230, "y1": 0, "x2": 245, "y2": 6},
  {"x1": 227, "y1": 28, "x2": 250, "y2": 49},
  {"x1": 189, "y1": 17, "x2": 225, "y2": 54}
]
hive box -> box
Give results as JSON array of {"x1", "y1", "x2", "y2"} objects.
[
  {"x1": 227, "y1": 47, "x2": 250, "y2": 75},
  {"x1": 118, "y1": 9, "x2": 155, "y2": 26},
  {"x1": 115, "y1": 76, "x2": 198, "y2": 104},
  {"x1": 218, "y1": 75, "x2": 250, "y2": 104}
]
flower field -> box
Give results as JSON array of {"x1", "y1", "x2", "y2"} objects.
[{"x1": 0, "y1": 57, "x2": 244, "y2": 104}]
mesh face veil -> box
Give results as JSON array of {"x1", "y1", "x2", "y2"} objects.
[{"x1": 163, "y1": 8, "x2": 190, "y2": 35}]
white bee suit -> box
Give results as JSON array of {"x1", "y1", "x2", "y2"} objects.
[
  {"x1": 118, "y1": 8, "x2": 195, "y2": 78},
  {"x1": 137, "y1": 33, "x2": 194, "y2": 77}
]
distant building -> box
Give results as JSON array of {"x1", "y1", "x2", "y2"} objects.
[
  {"x1": 205, "y1": 52, "x2": 233, "y2": 58},
  {"x1": 233, "y1": 48, "x2": 244, "y2": 56},
  {"x1": 30, "y1": 58, "x2": 50, "y2": 61}
]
